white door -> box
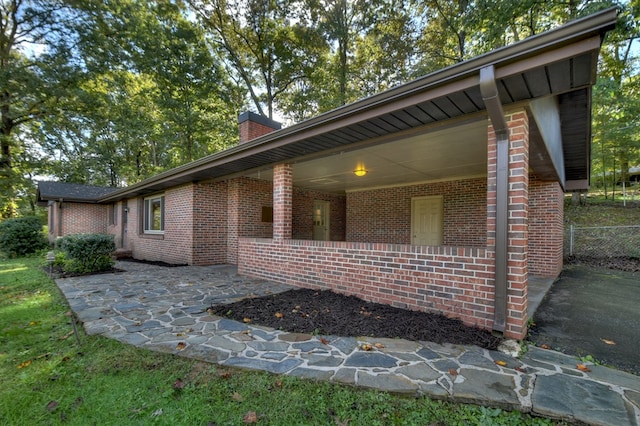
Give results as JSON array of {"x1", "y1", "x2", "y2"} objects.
[
  {"x1": 312, "y1": 200, "x2": 330, "y2": 241},
  {"x1": 411, "y1": 196, "x2": 443, "y2": 246}
]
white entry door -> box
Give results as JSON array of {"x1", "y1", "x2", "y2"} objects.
[
  {"x1": 312, "y1": 200, "x2": 330, "y2": 241},
  {"x1": 411, "y1": 196, "x2": 443, "y2": 246}
]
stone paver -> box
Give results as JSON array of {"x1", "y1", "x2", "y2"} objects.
[{"x1": 56, "y1": 261, "x2": 640, "y2": 426}]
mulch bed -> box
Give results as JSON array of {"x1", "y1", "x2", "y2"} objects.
[{"x1": 208, "y1": 288, "x2": 503, "y2": 350}]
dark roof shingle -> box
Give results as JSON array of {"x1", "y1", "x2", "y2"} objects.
[{"x1": 37, "y1": 182, "x2": 117, "y2": 206}]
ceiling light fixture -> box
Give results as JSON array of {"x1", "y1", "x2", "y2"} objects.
[{"x1": 353, "y1": 167, "x2": 367, "y2": 177}]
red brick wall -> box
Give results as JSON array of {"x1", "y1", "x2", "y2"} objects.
[
  {"x1": 227, "y1": 177, "x2": 274, "y2": 264},
  {"x1": 194, "y1": 181, "x2": 228, "y2": 265},
  {"x1": 528, "y1": 177, "x2": 563, "y2": 277},
  {"x1": 57, "y1": 203, "x2": 109, "y2": 236},
  {"x1": 293, "y1": 188, "x2": 346, "y2": 241},
  {"x1": 346, "y1": 178, "x2": 486, "y2": 246},
  {"x1": 238, "y1": 239, "x2": 496, "y2": 332},
  {"x1": 125, "y1": 184, "x2": 194, "y2": 265}
]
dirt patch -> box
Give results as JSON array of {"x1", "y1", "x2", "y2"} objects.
[
  {"x1": 565, "y1": 256, "x2": 640, "y2": 273},
  {"x1": 208, "y1": 288, "x2": 503, "y2": 350}
]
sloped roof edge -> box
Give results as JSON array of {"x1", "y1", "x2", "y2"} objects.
[
  {"x1": 99, "y1": 7, "x2": 617, "y2": 203},
  {"x1": 37, "y1": 181, "x2": 117, "y2": 206}
]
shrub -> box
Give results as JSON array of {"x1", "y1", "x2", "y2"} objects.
[
  {"x1": 58, "y1": 233, "x2": 115, "y2": 274},
  {"x1": 0, "y1": 216, "x2": 48, "y2": 257}
]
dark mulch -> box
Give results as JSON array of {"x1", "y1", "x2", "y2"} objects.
[
  {"x1": 118, "y1": 258, "x2": 188, "y2": 267},
  {"x1": 208, "y1": 288, "x2": 503, "y2": 350}
]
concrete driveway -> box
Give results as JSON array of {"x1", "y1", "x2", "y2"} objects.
[{"x1": 528, "y1": 265, "x2": 640, "y2": 376}]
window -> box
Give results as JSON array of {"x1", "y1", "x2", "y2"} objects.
[
  {"x1": 143, "y1": 195, "x2": 164, "y2": 233},
  {"x1": 261, "y1": 206, "x2": 273, "y2": 222},
  {"x1": 109, "y1": 203, "x2": 117, "y2": 225}
]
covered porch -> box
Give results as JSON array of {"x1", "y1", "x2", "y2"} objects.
[{"x1": 237, "y1": 108, "x2": 540, "y2": 340}]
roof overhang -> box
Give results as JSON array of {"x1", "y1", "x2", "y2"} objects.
[{"x1": 100, "y1": 7, "x2": 617, "y2": 202}]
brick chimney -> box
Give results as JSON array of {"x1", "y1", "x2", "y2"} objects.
[{"x1": 238, "y1": 111, "x2": 281, "y2": 144}]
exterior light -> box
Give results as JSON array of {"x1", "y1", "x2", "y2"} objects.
[{"x1": 353, "y1": 167, "x2": 367, "y2": 177}]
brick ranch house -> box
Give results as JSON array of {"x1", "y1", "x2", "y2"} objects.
[{"x1": 38, "y1": 9, "x2": 617, "y2": 340}]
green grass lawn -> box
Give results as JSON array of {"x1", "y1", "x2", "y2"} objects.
[{"x1": 0, "y1": 257, "x2": 558, "y2": 425}]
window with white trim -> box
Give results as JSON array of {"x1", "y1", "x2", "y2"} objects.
[{"x1": 143, "y1": 195, "x2": 165, "y2": 233}]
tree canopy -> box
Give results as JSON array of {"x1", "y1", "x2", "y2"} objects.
[{"x1": 0, "y1": 0, "x2": 637, "y2": 218}]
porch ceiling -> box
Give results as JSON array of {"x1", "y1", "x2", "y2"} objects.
[{"x1": 245, "y1": 119, "x2": 489, "y2": 193}]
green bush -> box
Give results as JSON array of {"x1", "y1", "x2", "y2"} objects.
[
  {"x1": 58, "y1": 233, "x2": 115, "y2": 274},
  {"x1": 0, "y1": 216, "x2": 48, "y2": 257}
]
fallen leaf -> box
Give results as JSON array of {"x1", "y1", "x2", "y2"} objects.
[
  {"x1": 242, "y1": 411, "x2": 258, "y2": 423},
  {"x1": 46, "y1": 400, "x2": 59, "y2": 412},
  {"x1": 274, "y1": 312, "x2": 284, "y2": 319},
  {"x1": 219, "y1": 372, "x2": 232, "y2": 379},
  {"x1": 601, "y1": 338, "x2": 616, "y2": 345},
  {"x1": 515, "y1": 366, "x2": 527, "y2": 373},
  {"x1": 374, "y1": 343, "x2": 385, "y2": 349},
  {"x1": 448, "y1": 368, "x2": 458, "y2": 376},
  {"x1": 185, "y1": 328, "x2": 194, "y2": 333},
  {"x1": 176, "y1": 342, "x2": 186, "y2": 351},
  {"x1": 176, "y1": 333, "x2": 184, "y2": 337},
  {"x1": 59, "y1": 331, "x2": 74, "y2": 340},
  {"x1": 274, "y1": 380, "x2": 283, "y2": 388},
  {"x1": 319, "y1": 337, "x2": 330, "y2": 345},
  {"x1": 360, "y1": 344, "x2": 373, "y2": 351},
  {"x1": 540, "y1": 344, "x2": 550, "y2": 349},
  {"x1": 495, "y1": 360, "x2": 507, "y2": 367},
  {"x1": 232, "y1": 392, "x2": 244, "y2": 402},
  {"x1": 17, "y1": 360, "x2": 31, "y2": 369},
  {"x1": 243, "y1": 317, "x2": 251, "y2": 323},
  {"x1": 173, "y1": 378, "x2": 185, "y2": 390},
  {"x1": 241, "y1": 330, "x2": 251, "y2": 335},
  {"x1": 29, "y1": 321, "x2": 39, "y2": 326},
  {"x1": 577, "y1": 364, "x2": 591, "y2": 373}
]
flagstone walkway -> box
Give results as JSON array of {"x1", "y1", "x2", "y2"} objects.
[{"x1": 55, "y1": 261, "x2": 640, "y2": 426}]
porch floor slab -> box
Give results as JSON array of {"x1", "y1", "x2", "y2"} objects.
[{"x1": 55, "y1": 261, "x2": 639, "y2": 426}]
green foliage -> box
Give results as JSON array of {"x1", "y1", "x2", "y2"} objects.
[
  {"x1": 0, "y1": 216, "x2": 47, "y2": 257},
  {"x1": 0, "y1": 257, "x2": 561, "y2": 425},
  {"x1": 57, "y1": 234, "x2": 115, "y2": 274}
]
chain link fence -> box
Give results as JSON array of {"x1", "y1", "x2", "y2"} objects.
[{"x1": 565, "y1": 225, "x2": 640, "y2": 259}]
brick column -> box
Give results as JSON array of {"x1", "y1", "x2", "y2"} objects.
[
  {"x1": 528, "y1": 178, "x2": 564, "y2": 277},
  {"x1": 273, "y1": 163, "x2": 293, "y2": 240},
  {"x1": 227, "y1": 179, "x2": 240, "y2": 263},
  {"x1": 487, "y1": 110, "x2": 530, "y2": 340}
]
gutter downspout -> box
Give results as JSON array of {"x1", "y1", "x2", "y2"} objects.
[{"x1": 480, "y1": 65, "x2": 508, "y2": 333}]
